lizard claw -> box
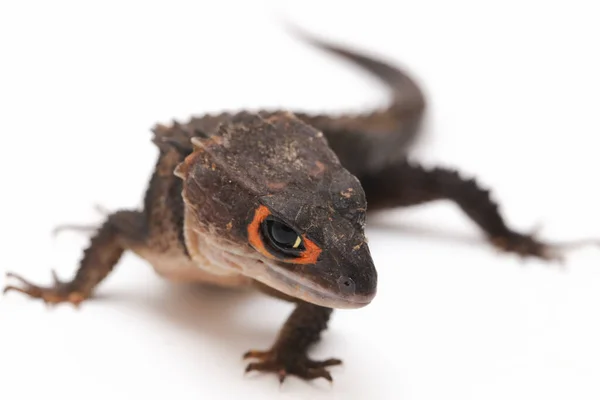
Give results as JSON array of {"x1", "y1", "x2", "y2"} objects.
[
  {"x1": 4, "y1": 271, "x2": 85, "y2": 307},
  {"x1": 51, "y1": 204, "x2": 107, "y2": 237},
  {"x1": 243, "y1": 348, "x2": 341, "y2": 383},
  {"x1": 52, "y1": 224, "x2": 98, "y2": 237},
  {"x1": 491, "y1": 224, "x2": 600, "y2": 266}
]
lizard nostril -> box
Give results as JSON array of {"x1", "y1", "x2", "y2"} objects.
[{"x1": 337, "y1": 276, "x2": 356, "y2": 295}]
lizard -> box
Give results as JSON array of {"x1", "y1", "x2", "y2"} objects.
[{"x1": 3, "y1": 31, "x2": 594, "y2": 383}]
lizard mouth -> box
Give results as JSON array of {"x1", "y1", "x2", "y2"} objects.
[
  {"x1": 259, "y1": 262, "x2": 374, "y2": 309},
  {"x1": 219, "y1": 249, "x2": 374, "y2": 309},
  {"x1": 193, "y1": 230, "x2": 373, "y2": 309}
]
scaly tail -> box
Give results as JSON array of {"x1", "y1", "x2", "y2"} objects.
[{"x1": 287, "y1": 26, "x2": 427, "y2": 176}]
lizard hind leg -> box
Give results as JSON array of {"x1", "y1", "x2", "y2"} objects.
[
  {"x1": 3, "y1": 210, "x2": 146, "y2": 306},
  {"x1": 359, "y1": 160, "x2": 600, "y2": 263}
]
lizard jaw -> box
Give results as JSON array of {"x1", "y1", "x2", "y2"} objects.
[
  {"x1": 215, "y1": 250, "x2": 374, "y2": 309},
  {"x1": 187, "y1": 226, "x2": 374, "y2": 309},
  {"x1": 256, "y1": 260, "x2": 375, "y2": 309}
]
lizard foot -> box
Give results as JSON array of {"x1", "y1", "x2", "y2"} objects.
[
  {"x1": 243, "y1": 348, "x2": 342, "y2": 383},
  {"x1": 3, "y1": 270, "x2": 85, "y2": 307},
  {"x1": 491, "y1": 226, "x2": 600, "y2": 264}
]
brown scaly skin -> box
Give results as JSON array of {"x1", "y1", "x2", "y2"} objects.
[
  {"x1": 244, "y1": 303, "x2": 339, "y2": 383},
  {"x1": 4, "y1": 210, "x2": 144, "y2": 305},
  {"x1": 4, "y1": 30, "x2": 595, "y2": 384},
  {"x1": 358, "y1": 162, "x2": 564, "y2": 260},
  {"x1": 243, "y1": 282, "x2": 341, "y2": 382}
]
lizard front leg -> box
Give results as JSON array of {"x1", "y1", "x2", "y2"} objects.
[
  {"x1": 244, "y1": 301, "x2": 341, "y2": 383},
  {"x1": 4, "y1": 210, "x2": 144, "y2": 306},
  {"x1": 359, "y1": 160, "x2": 594, "y2": 262}
]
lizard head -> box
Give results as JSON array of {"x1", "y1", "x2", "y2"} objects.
[{"x1": 175, "y1": 111, "x2": 377, "y2": 309}]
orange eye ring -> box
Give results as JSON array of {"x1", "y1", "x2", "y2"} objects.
[{"x1": 247, "y1": 205, "x2": 321, "y2": 265}]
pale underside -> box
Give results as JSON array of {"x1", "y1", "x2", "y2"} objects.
[{"x1": 132, "y1": 248, "x2": 252, "y2": 287}]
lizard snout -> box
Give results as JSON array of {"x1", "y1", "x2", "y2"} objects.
[{"x1": 331, "y1": 252, "x2": 377, "y2": 307}]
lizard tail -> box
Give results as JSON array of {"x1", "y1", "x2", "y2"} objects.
[
  {"x1": 294, "y1": 29, "x2": 426, "y2": 117},
  {"x1": 286, "y1": 25, "x2": 427, "y2": 175}
]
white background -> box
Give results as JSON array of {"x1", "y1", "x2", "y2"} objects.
[{"x1": 1, "y1": 1, "x2": 599, "y2": 399}]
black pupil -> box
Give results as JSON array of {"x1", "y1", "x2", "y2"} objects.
[{"x1": 269, "y1": 221, "x2": 298, "y2": 247}]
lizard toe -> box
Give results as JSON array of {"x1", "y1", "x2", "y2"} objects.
[
  {"x1": 4, "y1": 271, "x2": 86, "y2": 307},
  {"x1": 243, "y1": 347, "x2": 341, "y2": 383}
]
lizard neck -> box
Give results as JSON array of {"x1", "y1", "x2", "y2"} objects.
[{"x1": 183, "y1": 207, "x2": 246, "y2": 277}]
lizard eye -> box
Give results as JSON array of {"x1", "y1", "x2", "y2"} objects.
[
  {"x1": 248, "y1": 205, "x2": 321, "y2": 264},
  {"x1": 261, "y1": 216, "x2": 305, "y2": 257}
]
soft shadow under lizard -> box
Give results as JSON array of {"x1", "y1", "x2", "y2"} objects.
[{"x1": 4, "y1": 29, "x2": 598, "y2": 383}]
